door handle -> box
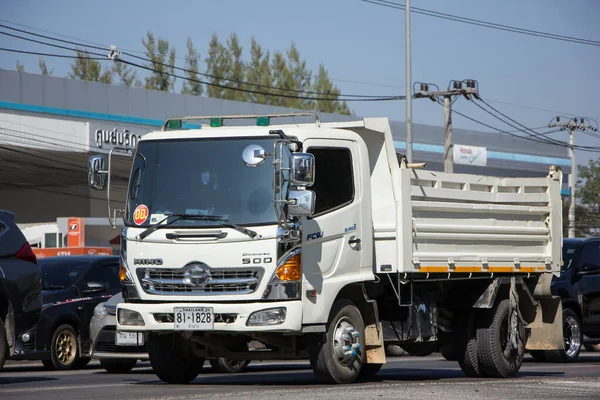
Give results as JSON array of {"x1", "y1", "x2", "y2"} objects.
[{"x1": 348, "y1": 236, "x2": 361, "y2": 250}]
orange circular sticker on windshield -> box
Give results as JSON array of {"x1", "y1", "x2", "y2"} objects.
[{"x1": 133, "y1": 204, "x2": 149, "y2": 225}]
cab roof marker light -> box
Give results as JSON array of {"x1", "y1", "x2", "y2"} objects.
[
  {"x1": 210, "y1": 117, "x2": 223, "y2": 127},
  {"x1": 256, "y1": 116, "x2": 270, "y2": 126}
]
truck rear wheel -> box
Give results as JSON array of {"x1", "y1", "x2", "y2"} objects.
[
  {"x1": 148, "y1": 333, "x2": 204, "y2": 384},
  {"x1": 209, "y1": 358, "x2": 250, "y2": 373},
  {"x1": 476, "y1": 299, "x2": 525, "y2": 378},
  {"x1": 455, "y1": 310, "x2": 484, "y2": 377},
  {"x1": 308, "y1": 299, "x2": 366, "y2": 384}
]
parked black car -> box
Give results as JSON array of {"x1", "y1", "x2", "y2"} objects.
[
  {"x1": 9, "y1": 255, "x2": 121, "y2": 370},
  {"x1": 0, "y1": 210, "x2": 42, "y2": 370},
  {"x1": 530, "y1": 237, "x2": 600, "y2": 362}
]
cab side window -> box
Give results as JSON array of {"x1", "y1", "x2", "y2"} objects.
[
  {"x1": 86, "y1": 263, "x2": 121, "y2": 291},
  {"x1": 580, "y1": 243, "x2": 600, "y2": 270},
  {"x1": 305, "y1": 147, "x2": 354, "y2": 216}
]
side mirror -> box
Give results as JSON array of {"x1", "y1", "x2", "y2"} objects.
[
  {"x1": 84, "y1": 281, "x2": 107, "y2": 294},
  {"x1": 88, "y1": 155, "x2": 108, "y2": 190},
  {"x1": 290, "y1": 153, "x2": 315, "y2": 187},
  {"x1": 287, "y1": 189, "x2": 316, "y2": 217}
]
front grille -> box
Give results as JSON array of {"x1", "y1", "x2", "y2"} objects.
[
  {"x1": 93, "y1": 326, "x2": 148, "y2": 353},
  {"x1": 137, "y1": 266, "x2": 263, "y2": 295}
]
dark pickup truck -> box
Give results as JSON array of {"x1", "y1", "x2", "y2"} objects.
[
  {"x1": 0, "y1": 210, "x2": 42, "y2": 370},
  {"x1": 530, "y1": 237, "x2": 600, "y2": 362}
]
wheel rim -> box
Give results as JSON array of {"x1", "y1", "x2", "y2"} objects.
[
  {"x1": 563, "y1": 315, "x2": 581, "y2": 357},
  {"x1": 332, "y1": 316, "x2": 360, "y2": 367},
  {"x1": 55, "y1": 330, "x2": 77, "y2": 365}
]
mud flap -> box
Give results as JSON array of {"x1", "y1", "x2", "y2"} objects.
[
  {"x1": 525, "y1": 296, "x2": 564, "y2": 350},
  {"x1": 365, "y1": 322, "x2": 386, "y2": 364}
]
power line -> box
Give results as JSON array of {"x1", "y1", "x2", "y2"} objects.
[
  {"x1": 0, "y1": 47, "x2": 105, "y2": 60},
  {"x1": 0, "y1": 30, "x2": 107, "y2": 58},
  {"x1": 117, "y1": 58, "x2": 404, "y2": 102},
  {"x1": 469, "y1": 99, "x2": 600, "y2": 151},
  {"x1": 359, "y1": 0, "x2": 600, "y2": 47},
  {"x1": 0, "y1": 23, "x2": 402, "y2": 100}
]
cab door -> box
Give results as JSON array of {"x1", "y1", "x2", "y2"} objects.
[
  {"x1": 300, "y1": 139, "x2": 369, "y2": 324},
  {"x1": 577, "y1": 242, "x2": 600, "y2": 333}
]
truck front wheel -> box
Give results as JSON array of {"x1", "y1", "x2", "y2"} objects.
[
  {"x1": 148, "y1": 333, "x2": 205, "y2": 384},
  {"x1": 476, "y1": 299, "x2": 525, "y2": 378},
  {"x1": 307, "y1": 299, "x2": 366, "y2": 384}
]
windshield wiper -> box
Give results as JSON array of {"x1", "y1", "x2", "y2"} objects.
[{"x1": 137, "y1": 213, "x2": 259, "y2": 240}]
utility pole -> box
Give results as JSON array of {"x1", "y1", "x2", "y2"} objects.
[
  {"x1": 415, "y1": 80, "x2": 480, "y2": 172},
  {"x1": 405, "y1": 0, "x2": 413, "y2": 163},
  {"x1": 548, "y1": 117, "x2": 598, "y2": 238},
  {"x1": 443, "y1": 94, "x2": 453, "y2": 173}
]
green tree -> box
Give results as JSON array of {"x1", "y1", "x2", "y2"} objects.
[
  {"x1": 223, "y1": 33, "x2": 247, "y2": 102},
  {"x1": 205, "y1": 33, "x2": 230, "y2": 99},
  {"x1": 285, "y1": 43, "x2": 313, "y2": 110},
  {"x1": 38, "y1": 58, "x2": 53, "y2": 75},
  {"x1": 311, "y1": 64, "x2": 350, "y2": 115},
  {"x1": 245, "y1": 37, "x2": 273, "y2": 105},
  {"x1": 142, "y1": 32, "x2": 176, "y2": 91},
  {"x1": 68, "y1": 50, "x2": 112, "y2": 83},
  {"x1": 112, "y1": 61, "x2": 138, "y2": 87},
  {"x1": 270, "y1": 51, "x2": 292, "y2": 107},
  {"x1": 574, "y1": 159, "x2": 600, "y2": 236},
  {"x1": 181, "y1": 37, "x2": 203, "y2": 96},
  {"x1": 16, "y1": 60, "x2": 24, "y2": 72},
  {"x1": 562, "y1": 200, "x2": 590, "y2": 238}
]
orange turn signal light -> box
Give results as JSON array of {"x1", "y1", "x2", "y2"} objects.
[
  {"x1": 275, "y1": 253, "x2": 301, "y2": 281},
  {"x1": 119, "y1": 261, "x2": 128, "y2": 281}
]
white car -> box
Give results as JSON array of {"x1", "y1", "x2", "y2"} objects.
[{"x1": 89, "y1": 293, "x2": 251, "y2": 373}]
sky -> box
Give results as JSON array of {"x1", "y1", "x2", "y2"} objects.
[{"x1": 1, "y1": 0, "x2": 600, "y2": 169}]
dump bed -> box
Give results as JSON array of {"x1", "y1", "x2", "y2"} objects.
[{"x1": 342, "y1": 117, "x2": 563, "y2": 276}]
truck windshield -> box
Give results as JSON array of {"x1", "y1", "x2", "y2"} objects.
[{"x1": 126, "y1": 137, "x2": 282, "y2": 228}]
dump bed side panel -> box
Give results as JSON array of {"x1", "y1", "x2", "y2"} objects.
[{"x1": 394, "y1": 167, "x2": 563, "y2": 275}]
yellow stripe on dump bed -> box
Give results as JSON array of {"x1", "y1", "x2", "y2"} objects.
[
  {"x1": 454, "y1": 266, "x2": 483, "y2": 273},
  {"x1": 417, "y1": 265, "x2": 540, "y2": 273},
  {"x1": 418, "y1": 266, "x2": 449, "y2": 273}
]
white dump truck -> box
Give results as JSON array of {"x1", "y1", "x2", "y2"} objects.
[{"x1": 88, "y1": 113, "x2": 565, "y2": 384}]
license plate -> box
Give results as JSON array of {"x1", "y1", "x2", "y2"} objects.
[
  {"x1": 115, "y1": 331, "x2": 144, "y2": 346},
  {"x1": 174, "y1": 307, "x2": 214, "y2": 330}
]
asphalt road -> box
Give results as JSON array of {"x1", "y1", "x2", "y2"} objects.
[{"x1": 2, "y1": 353, "x2": 600, "y2": 400}]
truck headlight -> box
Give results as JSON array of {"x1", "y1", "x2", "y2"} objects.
[
  {"x1": 118, "y1": 308, "x2": 145, "y2": 326},
  {"x1": 247, "y1": 307, "x2": 287, "y2": 326},
  {"x1": 262, "y1": 248, "x2": 301, "y2": 300}
]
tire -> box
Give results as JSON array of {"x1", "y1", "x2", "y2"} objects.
[
  {"x1": 100, "y1": 359, "x2": 137, "y2": 374},
  {"x1": 455, "y1": 310, "x2": 485, "y2": 377},
  {"x1": 209, "y1": 358, "x2": 250, "y2": 373},
  {"x1": 385, "y1": 344, "x2": 406, "y2": 357},
  {"x1": 48, "y1": 324, "x2": 81, "y2": 370},
  {"x1": 148, "y1": 333, "x2": 204, "y2": 384},
  {"x1": 529, "y1": 350, "x2": 547, "y2": 362},
  {"x1": 544, "y1": 308, "x2": 582, "y2": 363},
  {"x1": 307, "y1": 299, "x2": 366, "y2": 384},
  {"x1": 476, "y1": 299, "x2": 526, "y2": 378},
  {"x1": 0, "y1": 318, "x2": 7, "y2": 371}
]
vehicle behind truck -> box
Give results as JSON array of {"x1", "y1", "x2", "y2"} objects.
[{"x1": 88, "y1": 113, "x2": 565, "y2": 384}]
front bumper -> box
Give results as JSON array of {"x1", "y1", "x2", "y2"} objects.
[{"x1": 116, "y1": 301, "x2": 302, "y2": 332}]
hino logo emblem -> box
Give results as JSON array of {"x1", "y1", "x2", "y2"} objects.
[
  {"x1": 183, "y1": 264, "x2": 211, "y2": 287},
  {"x1": 134, "y1": 258, "x2": 163, "y2": 265}
]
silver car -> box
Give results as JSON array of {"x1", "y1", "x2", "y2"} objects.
[
  {"x1": 89, "y1": 293, "x2": 251, "y2": 374},
  {"x1": 89, "y1": 293, "x2": 148, "y2": 373}
]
